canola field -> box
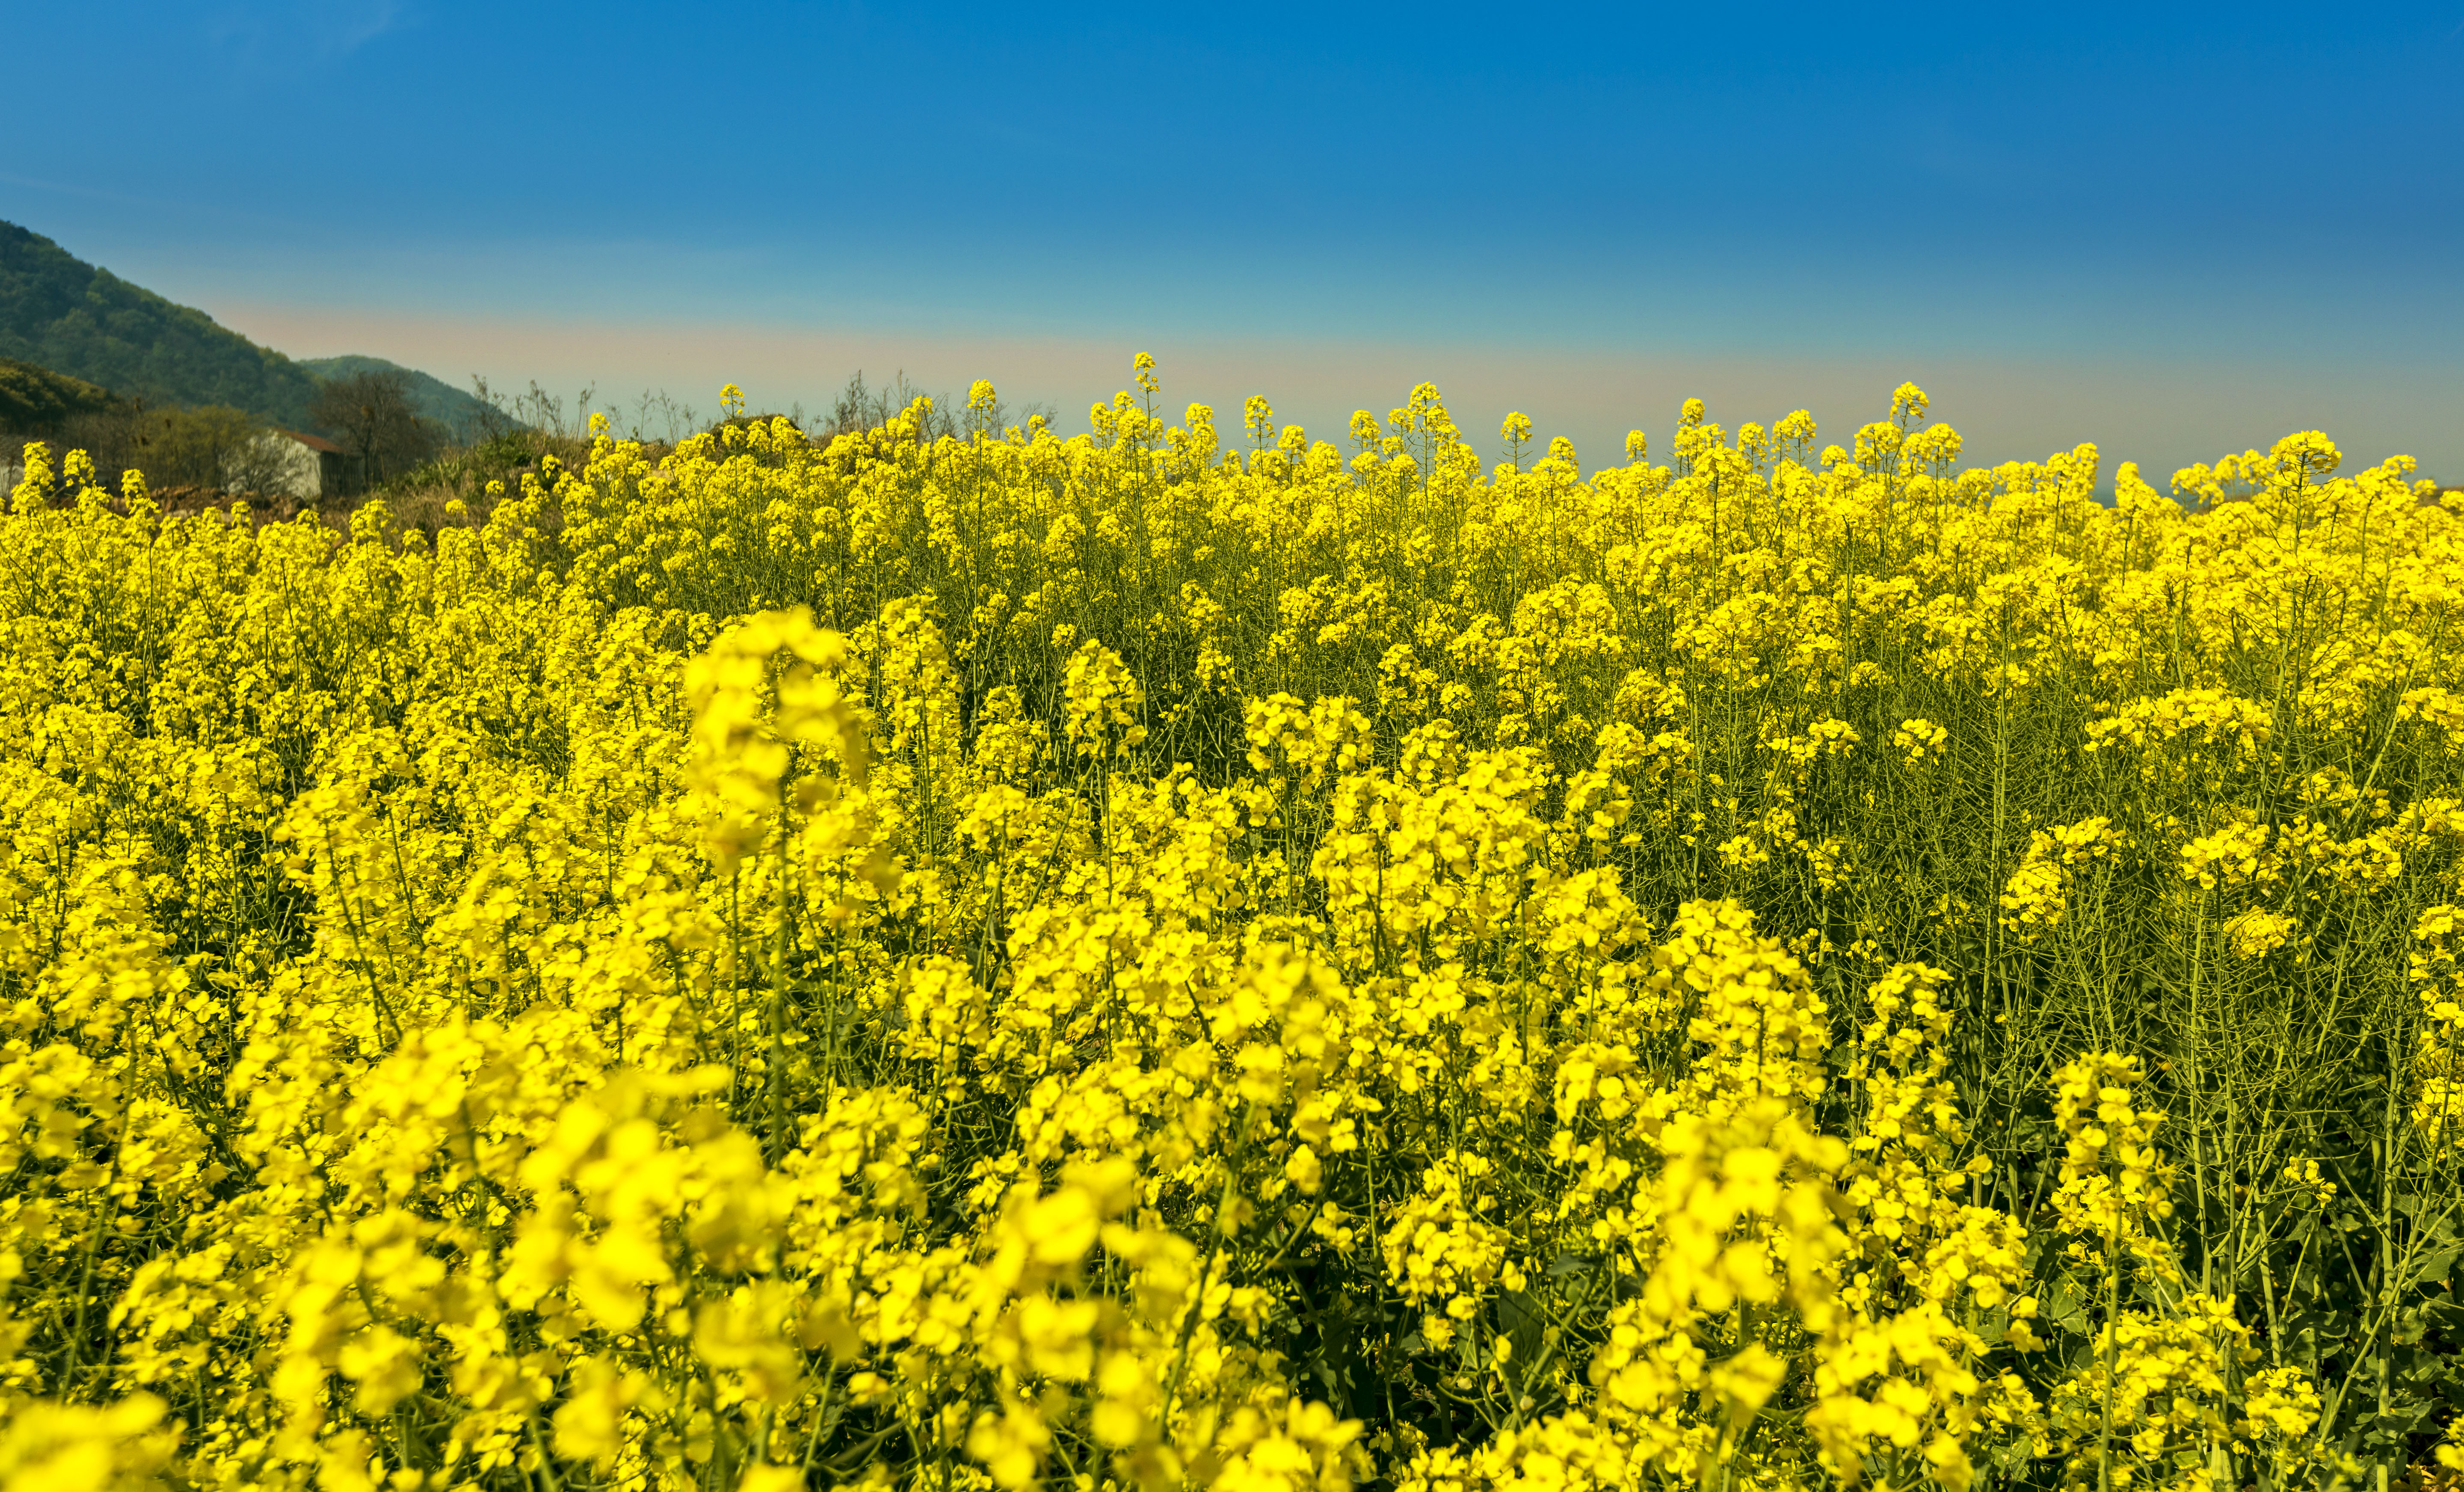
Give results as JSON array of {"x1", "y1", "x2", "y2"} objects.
[{"x1": 2, "y1": 370, "x2": 2461, "y2": 1492}]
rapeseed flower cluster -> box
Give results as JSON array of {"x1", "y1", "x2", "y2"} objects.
[{"x1": 1, "y1": 370, "x2": 2458, "y2": 1491}]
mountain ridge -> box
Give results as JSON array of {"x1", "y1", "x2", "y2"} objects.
[
  {"x1": 0, "y1": 221, "x2": 324, "y2": 427},
  {"x1": 0, "y1": 221, "x2": 512, "y2": 440}
]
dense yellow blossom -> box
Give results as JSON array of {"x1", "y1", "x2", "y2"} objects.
[{"x1": 0, "y1": 373, "x2": 2458, "y2": 1491}]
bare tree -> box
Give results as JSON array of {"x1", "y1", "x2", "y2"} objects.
[
  {"x1": 513, "y1": 381, "x2": 596, "y2": 441},
  {"x1": 629, "y1": 389, "x2": 700, "y2": 445},
  {"x1": 56, "y1": 402, "x2": 154, "y2": 487},
  {"x1": 311, "y1": 370, "x2": 439, "y2": 490},
  {"x1": 822, "y1": 370, "x2": 959, "y2": 443},
  {"x1": 460, "y1": 375, "x2": 524, "y2": 447}
]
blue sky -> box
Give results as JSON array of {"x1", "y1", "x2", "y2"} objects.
[{"x1": 6, "y1": 1, "x2": 2461, "y2": 480}]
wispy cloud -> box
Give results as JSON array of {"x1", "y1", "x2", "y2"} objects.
[
  {"x1": 204, "y1": 0, "x2": 410, "y2": 69},
  {"x1": 317, "y1": 0, "x2": 407, "y2": 54}
]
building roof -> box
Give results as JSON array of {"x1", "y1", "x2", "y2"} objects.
[{"x1": 273, "y1": 428, "x2": 346, "y2": 455}]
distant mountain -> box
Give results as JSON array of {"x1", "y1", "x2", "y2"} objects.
[
  {"x1": 0, "y1": 355, "x2": 124, "y2": 435},
  {"x1": 0, "y1": 221, "x2": 323, "y2": 427},
  {"x1": 295, "y1": 355, "x2": 509, "y2": 439}
]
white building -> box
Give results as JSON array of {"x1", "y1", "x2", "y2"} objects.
[{"x1": 249, "y1": 429, "x2": 352, "y2": 500}]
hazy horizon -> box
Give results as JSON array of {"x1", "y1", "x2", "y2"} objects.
[{"x1": 190, "y1": 299, "x2": 2458, "y2": 489}]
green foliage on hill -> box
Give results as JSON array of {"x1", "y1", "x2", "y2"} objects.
[
  {"x1": 0, "y1": 355, "x2": 124, "y2": 435},
  {"x1": 0, "y1": 220, "x2": 322, "y2": 427}
]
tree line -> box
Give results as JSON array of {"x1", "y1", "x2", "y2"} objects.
[
  {"x1": 0, "y1": 367, "x2": 447, "y2": 498},
  {"x1": 3, "y1": 363, "x2": 1063, "y2": 504}
]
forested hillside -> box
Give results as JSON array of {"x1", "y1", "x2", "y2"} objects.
[
  {"x1": 0, "y1": 219, "x2": 322, "y2": 427},
  {"x1": 0, "y1": 355, "x2": 123, "y2": 434}
]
